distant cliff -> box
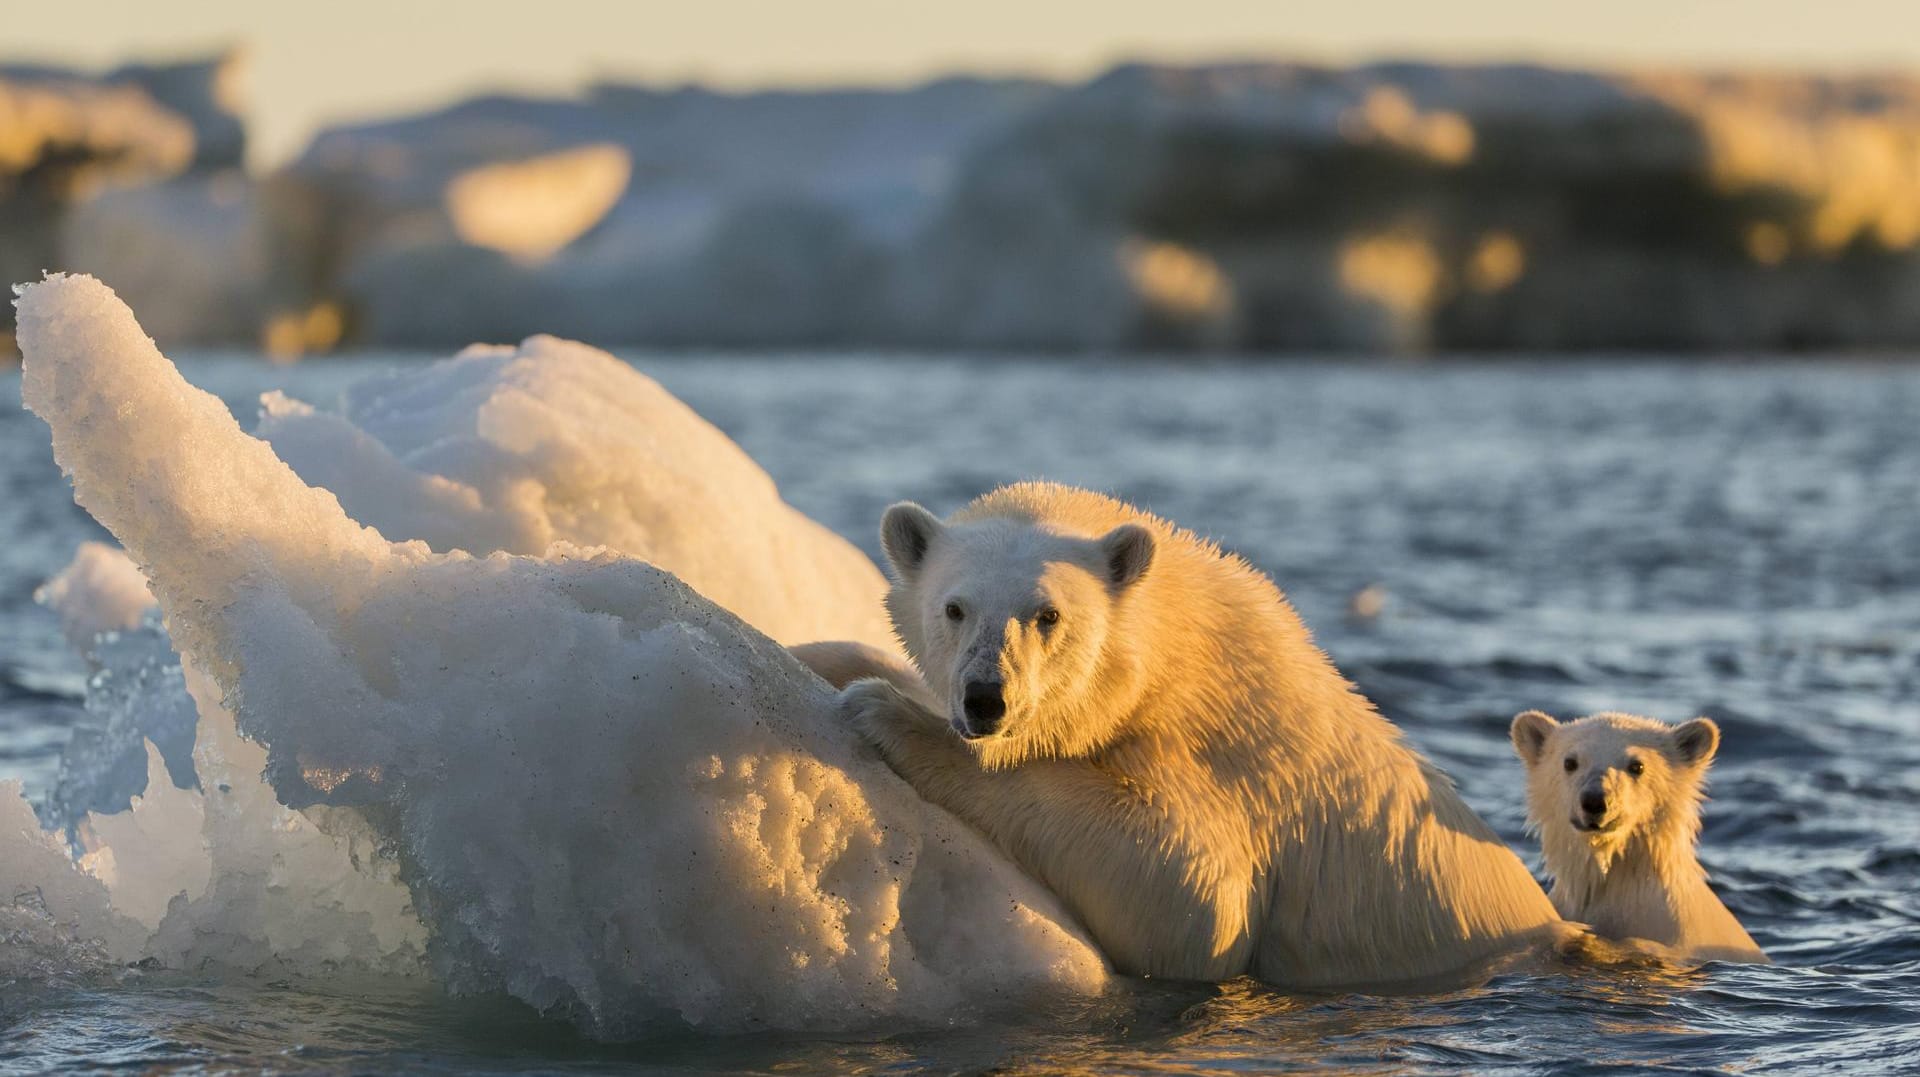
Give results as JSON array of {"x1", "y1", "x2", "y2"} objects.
[
  {"x1": 887, "y1": 63, "x2": 1920, "y2": 352},
  {"x1": 10, "y1": 56, "x2": 1920, "y2": 355},
  {"x1": 0, "y1": 51, "x2": 257, "y2": 356}
]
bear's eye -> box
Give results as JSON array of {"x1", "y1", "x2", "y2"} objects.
[
  {"x1": 1036, "y1": 607, "x2": 1061, "y2": 627},
  {"x1": 1627, "y1": 759, "x2": 1645, "y2": 779},
  {"x1": 944, "y1": 602, "x2": 964, "y2": 622},
  {"x1": 1562, "y1": 756, "x2": 1578, "y2": 773}
]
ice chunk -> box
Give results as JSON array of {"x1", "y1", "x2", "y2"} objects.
[
  {"x1": 35, "y1": 544, "x2": 200, "y2": 825},
  {"x1": 255, "y1": 335, "x2": 898, "y2": 651},
  {"x1": 34, "y1": 540, "x2": 155, "y2": 653},
  {"x1": 26, "y1": 471, "x2": 425, "y2": 977},
  {"x1": 76, "y1": 742, "x2": 209, "y2": 929},
  {"x1": 0, "y1": 780, "x2": 146, "y2": 970},
  {"x1": 39, "y1": 318, "x2": 899, "y2": 825},
  {"x1": 139, "y1": 659, "x2": 426, "y2": 975},
  {"x1": 16, "y1": 275, "x2": 1104, "y2": 1034}
]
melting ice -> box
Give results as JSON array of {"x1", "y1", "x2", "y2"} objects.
[{"x1": 5, "y1": 274, "x2": 1105, "y2": 1035}]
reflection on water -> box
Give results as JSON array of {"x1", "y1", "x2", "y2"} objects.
[{"x1": 1, "y1": 354, "x2": 1918, "y2": 1072}]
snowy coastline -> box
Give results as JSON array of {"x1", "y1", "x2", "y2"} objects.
[{"x1": 9, "y1": 55, "x2": 1920, "y2": 356}]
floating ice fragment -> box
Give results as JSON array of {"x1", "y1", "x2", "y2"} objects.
[
  {"x1": 15, "y1": 274, "x2": 1104, "y2": 1034},
  {"x1": 34, "y1": 540, "x2": 155, "y2": 653}
]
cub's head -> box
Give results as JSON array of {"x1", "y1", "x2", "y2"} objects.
[
  {"x1": 877, "y1": 500, "x2": 1157, "y2": 768},
  {"x1": 1510, "y1": 710, "x2": 1719, "y2": 868}
]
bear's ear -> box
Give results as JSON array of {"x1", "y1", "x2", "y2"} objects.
[
  {"x1": 1509, "y1": 710, "x2": 1558, "y2": 764},
  {"x1": 879, "y1": 502, "x2": 943, "y2": 581},
  {"x1": 1671, "y1": 717, "x2": 1720, "y2": 766},
  {"x1": 1098, "y1": 524, "x2": 1156, "y2": 590}
]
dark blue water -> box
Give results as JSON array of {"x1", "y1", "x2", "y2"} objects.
[{"x1": 3, "y1": 355, "x2": 1917, "y2": 1073}]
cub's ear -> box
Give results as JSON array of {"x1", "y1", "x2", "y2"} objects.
[
  {"x1": 1671, "y1": 717, "x2": 1720, "y2": 766},
  {"x1": 879, "y1": 502, "x2": 943, "y2": 581},
  {"x1": 1098, "y1": 524, "x2": 1156, "y2": 590},
  {"x1": 1509, "y1": 710, "x2": 1559, "y2": 764}
]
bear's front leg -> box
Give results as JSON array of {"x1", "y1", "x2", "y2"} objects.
[
  {"x1": 839, "y1": 677, "x2": 976, "y2": 786},
  {"x1": 839, "y1": 678, "x2": 1253, "y2": 980}
]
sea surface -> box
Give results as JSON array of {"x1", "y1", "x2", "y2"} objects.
[{"x1": 2, "y1": 353, "x2": 1918, "y2": 1073}]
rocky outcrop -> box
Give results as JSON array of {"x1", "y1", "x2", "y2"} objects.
[
  {"x1": 105, "y1": 51, "x2": 249, "y2": 171},
  {"x1": 258, "y1": 79, "x2": 1049, "y2": 352},
  {"x1": 0, "y1": 50, "x2": 253, "y2": 355},
  {"x1": 13, "y1": 56, "x2": 1920, "y2": 353},
  {"x1": 896, "y1": 62, "x2": 1920, "y2": 351}
]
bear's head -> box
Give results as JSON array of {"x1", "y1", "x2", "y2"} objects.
[
  {"x1": 1510, "y1": 710, "x2": 1719, "y2": 869},
  {"x1": 876, "y1": 500, "x2": 1156, "y2": 768}
]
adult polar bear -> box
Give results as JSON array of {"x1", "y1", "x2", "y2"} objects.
[{"x1": 839, "y1": 483, "x2": 1565, "y2": 987}]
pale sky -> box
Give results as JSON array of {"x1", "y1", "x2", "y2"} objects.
[{"x1": 10, "y1": 0, "x2": 1920, "y2": 167}]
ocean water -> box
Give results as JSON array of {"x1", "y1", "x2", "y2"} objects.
[{"x1": 2, "y1": 353, "x2": 1918, "y2": 1073}]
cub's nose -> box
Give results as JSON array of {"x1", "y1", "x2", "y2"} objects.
[
  {"x1": 1579, "y1": 789, "x2": 1608, "y2": 817},
  {"x1": 961, "y1": 680, "x2": 1006, "y2": 736}
]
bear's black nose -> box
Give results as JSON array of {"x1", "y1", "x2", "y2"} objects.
[
  {"x1": 1579, "y1": 790, "x2": 1608, "y2": 817},
  {"x1": 962, "y1": 680, "x2": 1006, "y2": 734}
]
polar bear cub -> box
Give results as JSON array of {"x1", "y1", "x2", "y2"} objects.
[{"x1": 1510, "y1": 710, "x2": 1766, "y2": 964}]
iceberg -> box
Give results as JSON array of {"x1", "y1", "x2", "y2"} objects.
[{"x1": 11, "y1": 274, "x2": 1104, "y2": 1034}]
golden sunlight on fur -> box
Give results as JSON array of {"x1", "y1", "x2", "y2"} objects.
[
  {"x1": 830, "y1": 481, "x2": 1567, "y2": 987},
  {"x1": 1511, "y1": 710, "x2": 1767, "y2": 964}
]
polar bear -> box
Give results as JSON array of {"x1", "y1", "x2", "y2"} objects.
[
  {"x1": 1509, "y1": 710, "x2": 1767, "y2": 964},
  {"x1": 790, "y1": 640, "x2": 937, "y2": 705},
  {"x1": 838, "y1": 482, "x2": 1564, "y2": 987}
]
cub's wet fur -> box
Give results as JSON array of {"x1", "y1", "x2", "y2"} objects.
[{"x1": 1511, "y1": 710, "x2": 1766, "y2": 964}]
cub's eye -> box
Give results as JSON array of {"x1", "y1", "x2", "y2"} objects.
[
  {"x1": 1627, "y1": 759, "x2": 1645, "y2": 779},
  {"x1": 1562, "y1": 756, "x2": 1578, "y2": 773},
  {"x1": 1037, "y1": 607, "x2": 1061, "y2": 627},
  {"x1": 944, "y1": 602, "x2": 964, "y2": 622}
]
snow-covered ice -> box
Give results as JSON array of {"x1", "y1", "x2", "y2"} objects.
[
  {"x1": 9, "y1": 274, "x2": 1105, "y2": 1034},
  {"x1": 253, "y1": 334, "x2": 896, "y2": 650}
]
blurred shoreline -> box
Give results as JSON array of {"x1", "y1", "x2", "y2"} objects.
[{"x1": 9, "y1": 50, "x2": 1920, "y2": 359}]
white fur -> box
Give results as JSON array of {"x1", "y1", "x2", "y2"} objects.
[
  {"x1": 790, "y1": 639, "x2": 940, "y2": 709},
  {"x1": 840, "y1": 482, "x2": 1563, "y2": 987},
  {"x1": 1510, "y1": 710, "x2": 1767, "y2": 964}
]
